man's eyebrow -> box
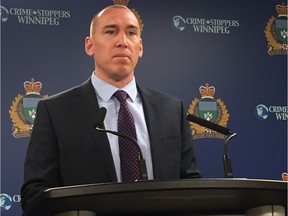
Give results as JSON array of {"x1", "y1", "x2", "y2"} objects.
[
  {"x1": 102, "y1": 24, "x2": 139, "y2": 30},
  {"x1": 127, "y1": 24, "x2": 138, "y2": 29},
  {"x1": 103, "y1": 24, "x2": 118, "y2": 29}
]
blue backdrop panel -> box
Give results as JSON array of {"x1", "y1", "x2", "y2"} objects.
[{"x1": 1, "y1": 0, "x2": 287, "y2": 215}]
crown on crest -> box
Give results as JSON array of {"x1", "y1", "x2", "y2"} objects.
[
  {"x1": 276, "y1": 3, "x2": 288, "y2": 17},
  {"x1": 113, "y1": 0, "x2": 129, "y2": 6},
  {"x1": 199, "y1": 83, "x2": 215, "y2": 99},
  {"x1": 24, "y1": 78, "x2": 42, "y2": 95}
]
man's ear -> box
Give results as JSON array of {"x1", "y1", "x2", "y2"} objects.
[
  {"x1": 85, "y1": 37, "x2": 94, "y2": 56},
  {"x1": 139, "y1": 38, "x2": 143, "y2": 58}
]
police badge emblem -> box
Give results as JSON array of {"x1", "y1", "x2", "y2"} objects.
[
  {"x1": 9, "y1": 78, "x2": 48, "y2": 138},
  {"x1": 188, "y1": 83, "x2": 230, "y2": 139},
  {"x1": 265, "y1": 3, "x2": 288, "y2": 55}
]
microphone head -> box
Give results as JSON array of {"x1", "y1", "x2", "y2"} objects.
[
  {"x1": 95, "y1": 107, "x2": 107, "y2": 128},
  {"x1": 99, "y1": 107, "x2": 107, "y2": 120},
  {"x1": 186, "y1": 114, "x2": 232, "y2": 135}
]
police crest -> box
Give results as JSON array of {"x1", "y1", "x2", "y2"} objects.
[
  {"x1": 265, "y1": 3, "x2": 288, "y2": 55},
  {"x1": 188, "y1": 83, "x2": 230, "y2": 139},
  {"x1": 9, "y1": 79, "x2": 48, "y2": 138}
]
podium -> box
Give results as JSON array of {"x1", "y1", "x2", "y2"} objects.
[{"x1": 24, "y1": 179, "x2": 287, "y2": 216}]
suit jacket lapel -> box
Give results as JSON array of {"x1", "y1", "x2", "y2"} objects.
[{"x1": 74, "y1": 79, "x2": 117, "y2": 181}]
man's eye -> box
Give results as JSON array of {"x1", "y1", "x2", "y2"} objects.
[
  {"x1": 128, "y1": 31, "x2": 136, "y2": 36},
  {"x1": 105, "y1": 30, "x2": 115, "y2": 35}
]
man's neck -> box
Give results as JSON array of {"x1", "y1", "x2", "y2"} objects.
[{"x1": 94, "y1": 71, "x2": 134, "y2": 88}]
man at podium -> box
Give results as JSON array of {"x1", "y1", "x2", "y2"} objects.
[{"x1": 21, "y1": 4, "x2": 201, "y2": 214}]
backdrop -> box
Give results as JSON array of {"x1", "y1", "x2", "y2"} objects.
[{"x1": 1, "y1": 0, "x2": 287, "y2": 215}]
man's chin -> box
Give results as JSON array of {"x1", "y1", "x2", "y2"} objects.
[{"x1": 111, "y1": 71, "x2": 133, "y2": 81}]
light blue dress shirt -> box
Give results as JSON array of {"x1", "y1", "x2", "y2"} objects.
[{"x1": 91, "y1": 73, "x2": 154, "y2": 181}]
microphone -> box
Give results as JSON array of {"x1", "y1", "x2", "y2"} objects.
[
  {"x1": 186, "y1": 114, "x2": 233, "y2": 135},
  {"x1": 186, "y1": 114, "x2": 236, "y2": 178},
  {"x1": 95, "y1": 107, "x2": 148, "y2": 181},
  {"x1": 95, "y1": 107, "x2": 107, "y2": 128}
]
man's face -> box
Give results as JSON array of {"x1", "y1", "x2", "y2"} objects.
[{"x1": 85, "y1": 7, "x2": 143, "y2": 85}]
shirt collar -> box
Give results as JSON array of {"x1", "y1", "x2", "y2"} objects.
[{"x1": 91, "y1": 72, "x2": 137, "y2": 102}]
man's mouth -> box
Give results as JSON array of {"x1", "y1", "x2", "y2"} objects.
[{"x1": 113, "y1": 53, "x2": 130, "y2": 59}]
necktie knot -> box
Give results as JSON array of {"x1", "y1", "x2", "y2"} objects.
[{"x1": 114, "y1": 90, "x2": 128, "y2": 103}]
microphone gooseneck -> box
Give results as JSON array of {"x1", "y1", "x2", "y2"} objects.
[
  {"x1": 223, "y1": 133, "x2": 237, "y2": 178},
  {"x1": 186, "y1": 114, "x2": 233, "y2": 135},
  {"x1": 95, "y1": 126, "x2": 144, "y2": 160},
  {"x1": 95, "y1": 126, "x2": 148, "y2": 181},
  {"x1": 95, "y1": 107, "x2": 148, "y2": 181}
]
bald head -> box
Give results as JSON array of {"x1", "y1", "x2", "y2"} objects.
[{"x1": 89, "y1": 5, "x2": 140, "y2": 37}]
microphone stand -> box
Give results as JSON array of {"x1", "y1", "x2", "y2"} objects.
[{"x1": 223, "y1": 132, "x2": 237, "y2": 178}]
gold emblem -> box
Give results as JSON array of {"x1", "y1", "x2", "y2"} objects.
[
  {"x1": 264, "y1": 3, "x2": 288, "y2": 55},
  {"x1": 188, "y1": 83, "x2": 229, "y2": 139},
  {"x1": 9, "y1": 78, "x2": 48, "y2": 138},
  {"x1": 113, "y1": 0, "x2": 129, "y2": 5}
]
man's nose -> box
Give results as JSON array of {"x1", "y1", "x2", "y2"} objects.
[{"x1": 116, "y1": 32, "x2": 128, "y2": 48}]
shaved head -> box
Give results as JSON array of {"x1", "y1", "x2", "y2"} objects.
[{"x1": 89, "y1": 5, "x2": 140, "y2": 37}]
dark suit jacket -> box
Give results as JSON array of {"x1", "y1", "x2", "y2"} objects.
[{"x1": 21, "y1": 78, "x2": 200, "y2": 212}]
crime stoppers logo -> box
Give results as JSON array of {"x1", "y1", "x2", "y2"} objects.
[
  {"x1": 265, "y1": 4, "x2": 288, "y2": 55},
  {"x1": 188, "y1": 83, "x2": 230, "y2": 139},
  {"x1": 9, "y1": 79, "x2": 48, "y2": 138},
  {"x1": 255, "y1": 104, "x2": 287, "y2": 120},
  {"x1": 0, "y1": 193, "x2": 21, "y2": 212},
  {"x1": 173, "y1": 16, "x2": 186, "y2": 31},
  {"x1": 172, "y1": 15, "x2": 239, "y2": 34},
  {"x1": 255, "y1": 104, "x2": 269, "y2": 120},
  {"x1": 0, "y1": 194, "x2": 12, "y2": 211},
  {"x1": 0, "y1": 6, "x2": 9, "y2": 22},
  {"x1": 0, "y1": 5, "x2": 70, "y2": 26}
]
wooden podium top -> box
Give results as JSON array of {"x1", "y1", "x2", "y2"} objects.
[{"x1": 25, "y1": 178, "x2": 287, "y2": 216}]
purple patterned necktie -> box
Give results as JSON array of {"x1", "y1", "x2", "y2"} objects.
[{"x1": 114, "y1": 90, "x2": 140, "y2": 182}]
